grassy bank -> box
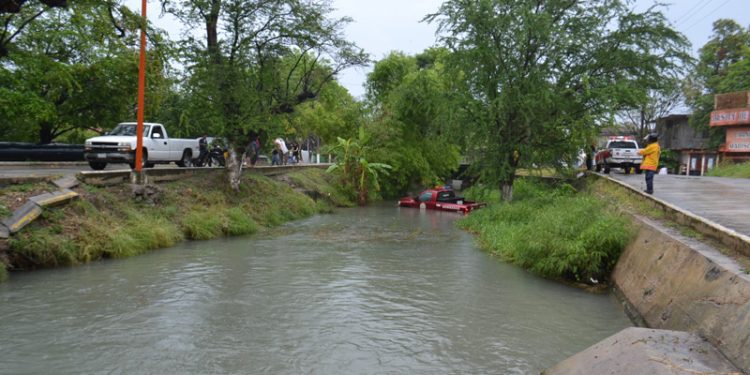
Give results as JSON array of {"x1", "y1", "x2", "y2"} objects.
[
  {"x1": 1, "y1": 168, "x2": 352, "y2": 275},
  {"x1": 459, "y1": 179, "x2": 635, "y2": 284},
  {"x1": 707, "y1": 161, "x2": 750, "y2": 178}
]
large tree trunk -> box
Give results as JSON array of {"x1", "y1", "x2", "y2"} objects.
[
  {"x1": 39, "y1": 122, "x2": 55, "y2": 144},
  {"x1": 500, "y1": 179, "x2": 514, "y2": 202},
  {"x1": 206, "y1": 0, "x2": 221, "y2": 64},
  {"x1": 226, "y1": 148, "x2": 243, "y2": 192}
]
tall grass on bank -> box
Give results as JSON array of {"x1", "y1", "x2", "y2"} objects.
[
  {"x1": 6, "y1": 169, "x2": 351, "y2": 272},
  {"x1": 0, "y1": 263, "x2": 7, "y2": 282},
  {"x1": 707, "y1": 161, "x2": 750, "y2": 178},
  {"x1": 459, "y1": 179, "x2": 635, "y2": 283}
]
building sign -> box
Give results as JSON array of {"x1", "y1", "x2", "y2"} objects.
[
  {"x1": 710, "y1": 108, "x2": 750, "y2": 127},
  {"x1": 722, "y1": 127, "x2": 750, "y2": 152}
]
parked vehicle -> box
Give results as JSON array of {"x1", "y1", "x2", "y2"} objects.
[
  {"x1": 84, "y1": 123, "x2": 200, "y2": 170},
  {"x1": 207, "y1": 144, "x2": 226, "y2": 167},
  {"x1": 398, "y1": 187, "x2": 486, "y2": 214},
  {"x1": 594, "y1": 136, "x2": 643, "y2": 174}
]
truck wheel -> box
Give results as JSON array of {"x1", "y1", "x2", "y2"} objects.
[
  {"x1": 595, "y1": 164, "x2": 601, "y2": 172},
  {"x1": 177, "y1": 150, "x2": 193, "y2": 167},
  {"x1": 89, "y1": 161, "x2": 107, "y2": 170},
  {"x1": 129, "y1": 150, "x2": 148, "y2": 169},
  {"x1": 604, "y1": 165, "x2": 610, "y2": 174}
]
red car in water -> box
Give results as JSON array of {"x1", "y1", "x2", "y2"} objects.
[{"x1": 398, "y1": 187, "x2": 486, "y2": 214}]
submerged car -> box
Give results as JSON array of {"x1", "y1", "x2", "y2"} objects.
[{"x1": 398, "y1": 187, "x2": 486, "y2": 214}]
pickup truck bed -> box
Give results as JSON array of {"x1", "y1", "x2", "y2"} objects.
[{"x1": 595, "y1": 138, "x2": 643, "y2": 174}]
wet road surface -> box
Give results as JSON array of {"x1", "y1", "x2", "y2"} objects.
[{"x1": 608, "y1": 172, "x2": 750, "y2": 237}]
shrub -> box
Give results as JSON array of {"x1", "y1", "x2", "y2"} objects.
[
  {"x1": 224, "y1": 208, "x2": 258, "y2": 236},
  {"x1": 181, "y1": 209, "x2": 224, "y2": 240},
  {"x1": 459, "y1": 180, "x2": 634, "y2": 283}
]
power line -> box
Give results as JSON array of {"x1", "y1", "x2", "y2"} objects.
[
  {"x1": 675, "y1": 0, "x2": 716, "y2": 26},
  {"x1": 683, "y1": 0, "x2": 733, "y2": 32}
]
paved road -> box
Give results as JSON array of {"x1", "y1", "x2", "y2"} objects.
[
  {"x1": 608, "y1": 172, "x2": 750, "y2": 238},
  {"x1": 0, "y1": 162, "x2": 172, "y2": 178}
]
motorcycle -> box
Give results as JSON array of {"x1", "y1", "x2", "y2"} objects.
[{"x1": 207, "y1": 145, "x2": 226, "y2": 167}]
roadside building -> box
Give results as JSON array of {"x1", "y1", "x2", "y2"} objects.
[
  {"x1": 711, "y1": 91, "x2": 750, "y2": 163},
  {"x1": 655, "y1": 114, "x2": 716, "y2": 175}
]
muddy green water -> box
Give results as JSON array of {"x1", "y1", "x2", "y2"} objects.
[{"x1": 0, "y1": 205, "x2": 630, "y2": 374}]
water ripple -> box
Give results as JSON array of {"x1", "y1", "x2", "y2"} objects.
[{"x1": 0, "y1": 205, "x2": 630, "y2": 375}]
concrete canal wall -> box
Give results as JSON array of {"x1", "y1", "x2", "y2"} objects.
[
  {"x1": 546, "y1": 175, "x2": 750, "y2": 374},
  {"x1": 613, "y1": 215, "x2": 749, "y2": 372}
]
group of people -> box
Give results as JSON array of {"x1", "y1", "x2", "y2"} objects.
[
  {"x1": 235, "y1": 135, "x2": 304, "y2": 167},
  {"x1": 271, "y1": 138, "x2": 302, "y2": 166}
]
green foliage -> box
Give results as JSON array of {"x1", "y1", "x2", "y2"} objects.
[
  {"x1": 181, "y1": 209, "x2": 224, "y2": 240},
  {"x1": 324, "y1": 127, "x2": 392, "y2": 205},
  {"x1": 0, "y1": 1, "x2": 172, "y2": 143},
  {"x1": 686, "y1": 19, "x2": 750, "y2": 144},
  {"x1": 707, "y1": 161, "x2": 750, "y2": 178},
  {"x1": 5, "y1": 169, "x2": 343, "y2": 277},
  {"x1": 0, "y1": 262, "x2": 6, "y2": 282},
  {"x1": 426, "y1": 0, "x2": 690, "y2": 201},
  {"x1": 364, "y1": 50, "x2": 463, "y2": 196},
  {"x1": 459, "y1": 180, "x2": 635, "y2": 283},
  {"x1": 224, "y1": 207, "x2": 259, "y2": 236},
  {"x1": 286, "y1": 170, "x2": 356, "y2": 208},
  {"x1": 0, "y1": 204, "x2": 9, "y2": 218},
  {"x1": 659, "y1": 149, "x2": 681, "y2": 174},
  {"x1": 159, "y1": 0, "x2": 367, "y2": 173}
]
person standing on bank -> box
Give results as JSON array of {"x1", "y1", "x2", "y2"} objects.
[
  {"x1": 273, "y1": 137, "x2": 288, "y2": 165},
  {"x1": 638, "y1": 133, "x2": 661, "y2": 195},
  {"x1": 197, "y1": 134, "x2": 209, "y2": 167}
]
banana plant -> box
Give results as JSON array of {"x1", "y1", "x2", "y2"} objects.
[{"x1": 325, "y1": 126, "x2": 392, "y2": 205}]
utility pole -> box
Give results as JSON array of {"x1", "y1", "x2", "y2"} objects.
[{"x1": 134, "y1": 0, "x2": 147, "y2": 174}]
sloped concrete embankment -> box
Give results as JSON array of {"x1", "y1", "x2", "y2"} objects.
[
  {"x1": 613, "y1": 215, "x2": 750, "y2": 372},
  {"x1": 546, "y1": 174, "x2": 750, "y2": 374}
]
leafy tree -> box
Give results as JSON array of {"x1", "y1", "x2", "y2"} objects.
[
  {"x1": 0, "y1": 0, "x2": 171, "y2": 143},
  {"x1": 325, "y1": 126, "x2": 391, "y2": 205},
  {"x1": 685, "y1": 19, "x2": 750, "y2": 147},
  {"x1": 364, "y1": 50, "x2": 463, "y2": 196},
  {"x1": 426, "y1": 0, "x2": 690, "y2": 201},
  {"x1": 160, "y1": 0, "x2": 367, "y2": 190}
]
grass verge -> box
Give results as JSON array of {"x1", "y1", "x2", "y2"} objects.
[
  {"x1": 706, "y1": 161, "x2": 750, "y2": 178},
  {"x1": 459, "y1": 179, "x2": 635, "y2": 284},
  {"x1": 4, "y1": 168, "x2": 351, "y2": 274}
]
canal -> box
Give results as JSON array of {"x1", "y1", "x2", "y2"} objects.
[{"x1": 0, "y1": 205, "x2": 631, "y2": 374}]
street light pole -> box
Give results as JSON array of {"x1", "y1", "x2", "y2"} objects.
[{"x1": 135, "y1": 0, "x2": 148, "y2": 172}]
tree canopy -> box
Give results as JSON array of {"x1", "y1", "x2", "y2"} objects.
[
  {"x1": 686, "y1": 19, "x2": 750, "y2": 147},
  {"x1": 426, "y1": 0, "x2": 690, "y2": 201}
]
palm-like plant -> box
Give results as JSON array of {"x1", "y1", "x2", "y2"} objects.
[{"x1": 325, "y1": 127, "x2": 392, "y2": 205}]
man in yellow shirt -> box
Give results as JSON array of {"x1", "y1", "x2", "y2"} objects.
[{"x1": 638, "y1": 133, "x2": 661, "y2": 194}]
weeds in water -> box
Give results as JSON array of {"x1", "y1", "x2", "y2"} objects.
[{"x1": 459, "y1": 179, "x2": 635, "y2": 283}]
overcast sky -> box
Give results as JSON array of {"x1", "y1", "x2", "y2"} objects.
[{"x1": 127, "y1": 0, "x2": 750, "y2": 98}]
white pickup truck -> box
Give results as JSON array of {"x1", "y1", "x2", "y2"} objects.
[
  {"x1": 84, "y1": 122, "x2": 200, "y2": 170},
  {"x1": 594, "y1": 136, "x2": 643, "y2": 174}
]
